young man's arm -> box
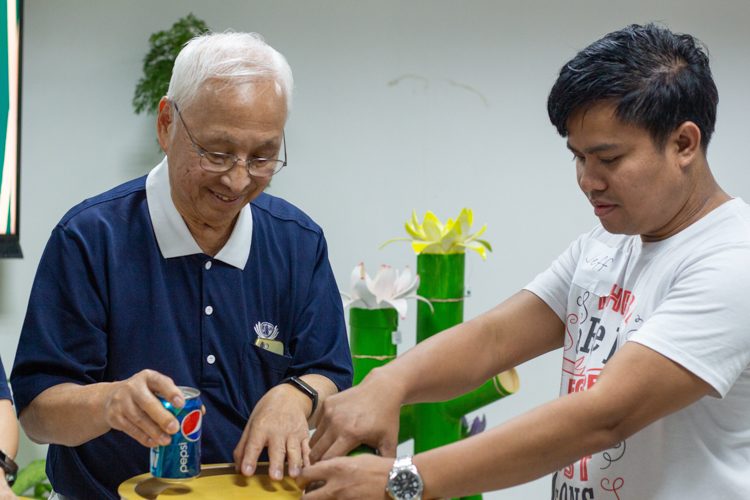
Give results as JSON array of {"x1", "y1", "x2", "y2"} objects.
[
  {"x1": 299, "y1": 336, "x2": 712, "y2": 499},
  {"x1": 309, "y1": 290, "x2": 566, "y2": 461}
]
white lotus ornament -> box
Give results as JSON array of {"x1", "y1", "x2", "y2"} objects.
[{"x1": 340, "y1": 263, "x2": 433, "y2": 320}]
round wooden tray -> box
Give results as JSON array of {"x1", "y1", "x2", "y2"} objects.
[{"x1": 118, "y1": 463, "x2": 302, "y2": 499}]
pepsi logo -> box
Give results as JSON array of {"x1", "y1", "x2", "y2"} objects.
[{"x1": 181, "y1": 410, "x2": 202, "y2": 442}]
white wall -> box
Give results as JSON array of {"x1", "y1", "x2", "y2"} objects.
[{"x1": 1, "y1": 0, "x2": 749, "y2": 497}]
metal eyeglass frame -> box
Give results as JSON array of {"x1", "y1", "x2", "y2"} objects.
[{"x1": 172, "y1": 101, "x2": 287, "y2": 177}]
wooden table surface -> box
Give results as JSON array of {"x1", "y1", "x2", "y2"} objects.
[{"x1": 118, "y1": 463, "x2": 303, "y2": 500}]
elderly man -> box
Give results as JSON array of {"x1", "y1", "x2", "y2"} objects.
[
  {"x1": 11, "y1": 32, "x2": 351, "y2": 500},
  {"x1": 298, "y1": 24, "x2": 750, "y2": 500}
]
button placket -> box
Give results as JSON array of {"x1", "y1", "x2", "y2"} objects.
[{"x1": 201, "y1": 259, "x2": 221, "y2": 385}]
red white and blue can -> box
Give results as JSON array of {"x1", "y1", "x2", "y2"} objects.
[{"x1": 150, "y1": 386, "x2": 203, "y2": 482}]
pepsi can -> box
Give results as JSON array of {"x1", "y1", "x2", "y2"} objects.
[{"x1": 150, "y1": 386, "x2": 203, "y2": 482}]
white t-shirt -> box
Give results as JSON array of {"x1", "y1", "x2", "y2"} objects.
[{"x1": 525, "y1": 198, "x2": 750, "y2": 499}]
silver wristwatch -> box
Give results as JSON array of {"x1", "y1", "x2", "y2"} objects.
[{"x1": 386, "y1": 456, "x2": 424, "y2": 500}]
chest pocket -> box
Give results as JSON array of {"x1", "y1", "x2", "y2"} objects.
[{"x1": 240, "y1": 342, "x2": 293, "y2": 414}]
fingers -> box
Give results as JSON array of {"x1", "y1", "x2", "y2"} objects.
[
  {"x1": 235, "y1": 429, "x2": 306, "y2": 480},
  {"x1": 235, "y1": 426, "x2": 264, "y2": 477},
  {"x1": 266, "y1": 432, "x2": 287, "y2": 481},
  {"x1": 296, "y1": 460, "x2": 329, "y2": 491},
  {"x1": 285, "y1": 434, "x2": 309, "y2": 478},
  {"x1": 104, "y1": 369, "x2": 181, "y2": 447},
  {"x1": 377, "y1": 436, "x2": 398, "y2": 458},
  {"x1": 298, "y1": 455, "x2": 391, "y2": 500},
  {"x1": 301, "y1": 436, "x2": 312, "y2": 468},
  {"x1": 316, "y1": 434, "x2": 360, "y2": 463},
  {"x1": 144, "y1": 370, "x2": 184, "y2": 409}
]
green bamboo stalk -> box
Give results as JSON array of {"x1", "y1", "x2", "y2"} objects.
[
  {"x1": 442, "y1": 370, "x2": 519, "y2": 420},
  {"x1": 349, "y1": 308, "x2": 398, "y2": 386}
]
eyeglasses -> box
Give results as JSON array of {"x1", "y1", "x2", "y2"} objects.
[{"x1": 172, "y1": 101, "x2": 287, "y2": 177}]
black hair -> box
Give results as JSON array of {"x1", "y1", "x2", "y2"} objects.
[{"x1": 547, "y1": 23, "x2": 718, "y2": 150}]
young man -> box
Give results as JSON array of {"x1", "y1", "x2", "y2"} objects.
[{"x1": 298, "y1": 24, "x2": 750, "y2": 499}]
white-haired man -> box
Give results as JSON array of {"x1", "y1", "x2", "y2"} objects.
[{"x1": 11, "y1": 32, "x2": 352, "y2": 500}]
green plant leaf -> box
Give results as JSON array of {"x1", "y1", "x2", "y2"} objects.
[
  {"x1": 133, "y1": 13, "x2": 210, "y2": 115},
  {"x1": 10, "y1": 459, "x2": 48, "y2": 496}
]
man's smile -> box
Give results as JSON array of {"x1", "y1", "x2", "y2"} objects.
[{"x1": 211, "y1": 189, "x2": 241, "y2": 202}]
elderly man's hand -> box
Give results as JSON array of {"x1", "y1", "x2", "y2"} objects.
[
  {"x1": 297, "y1": 454, "x2": 392, "y2": 500},
  {"x1": 309, "y1": 372, "x2": 402, "y2": 463},
  {"x1": 233, "y1": 382, "x2": 313, "y2": 481},
  {"x1": 103, "y1": 369, "x2": 185, "y2": 448}
]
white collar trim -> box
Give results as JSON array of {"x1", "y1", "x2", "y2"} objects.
[{"x1": 146, "y1": 157, "x2": 253, "y2": 270}]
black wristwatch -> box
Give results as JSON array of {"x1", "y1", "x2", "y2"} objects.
[
  {"x1": 0, "y1": 449, "x2": 17, "y2": 486},
  {"x1": 280, "y1": 376, "x2": 318, "y2": 419}
]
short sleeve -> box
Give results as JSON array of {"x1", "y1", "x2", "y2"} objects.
[
  {"x1": 286, "y1": 231, "x2": 353, "y2": 391},
  {"x1": 524, "y1": 233, "x2": 586, "y2": 322},
  {"x1": 10, "y1": 224, "x2": 109, "y2": 414},
  {"x1": 0, "y1": 357, "x2": 11, "y2": 402},
  {"x1": 629, "y1": 242, "x2": 750, "y2": 397}
]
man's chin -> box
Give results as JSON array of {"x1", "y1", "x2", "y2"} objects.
[{"x1": 598, "y1": 219, "x2": 638, "y2": 236}]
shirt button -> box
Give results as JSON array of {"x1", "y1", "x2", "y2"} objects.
[
  {"x1": 207, "y1": 355, "x2": 216, "y2": 364},
  {"x1": 205, "y1": 261, "x2": 212, "y2": 270},
  {"x1": 205, "y1": 306, "x2": 213, "y2": 315}
]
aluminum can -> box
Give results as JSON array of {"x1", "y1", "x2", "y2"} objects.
[{"x1": 150, "y1": 386, "x2": 203, "y2": 482}]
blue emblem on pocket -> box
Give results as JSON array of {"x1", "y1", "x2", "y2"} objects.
[{"x1": 254, "y1": 321, "x2": 279, "y2": 340}]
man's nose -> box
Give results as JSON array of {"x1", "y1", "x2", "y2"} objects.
[
  {"x1": 221, "y1": 161, "x2": 253, "y2": 193},
  {"x1": 577, "y1": 163, "x2": 606, "y2": 194}
]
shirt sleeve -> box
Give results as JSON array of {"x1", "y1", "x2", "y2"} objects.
[
  {"x1": 10, "y1": 224, "x2": 110, "y2": 415},
  {"x1": 628, "y1": 241, "x2": 750, "y2": 397},
  {"x1": 0, "y1": 358, "x2": 11, "y2": 402},
  {"x1": 524, "y1": 233, "x2": 587, "y2": 322},
  {"x1": 286, "y1": 230, "x2": 353, "y2": 392}
]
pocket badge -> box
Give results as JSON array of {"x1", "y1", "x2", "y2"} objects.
[{"x1": 254, "y1": 321, "x2": 283, "y2": 354}]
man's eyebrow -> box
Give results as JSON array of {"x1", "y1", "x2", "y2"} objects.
[
  {"x1": 199, "y1": 134, "x2": 279, "y2": 149},
  {"x1": 566, "y1": 141, "x2": 620, "y2": 154}
]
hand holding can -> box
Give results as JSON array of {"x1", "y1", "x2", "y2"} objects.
[{"x1": 102, "y1": 369, "x2": 185, "y2": 448}]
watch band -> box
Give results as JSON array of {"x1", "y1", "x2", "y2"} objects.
[
  {"x1": 393, "y1": 456, "x2": 414, "y2": 468},
  {"x1": 280, "y1": 376, "x2": 318, "y2": 419},
  {"x1": 0, "y1": 449, "x2": 18, "y2": 486},
  {"x1": 387, "y1": 455, "x2": 423, "y2": 500}
]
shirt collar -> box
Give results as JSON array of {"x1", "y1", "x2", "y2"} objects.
[{"x1": 146, "y1": 157, "x2": 253, "y2": 270}]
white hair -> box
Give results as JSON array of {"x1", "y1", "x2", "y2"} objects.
[{"x1": 167, "y1": 31, "x2": 293, "y2": 113}]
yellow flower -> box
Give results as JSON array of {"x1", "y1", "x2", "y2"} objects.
[{"x1": 381, "y1": 208, "x2": 492, "y2": 259}]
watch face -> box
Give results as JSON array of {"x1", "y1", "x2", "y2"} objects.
[{"x1": 390, "y1": 470, "x2": 422, "y2": 499}]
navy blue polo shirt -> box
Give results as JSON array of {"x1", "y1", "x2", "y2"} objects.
[
  {"x1": 11, "y1": 159, "x2": 352, "y2": 499},
  {"x1": 0, "y1": 358, "x2": 11, "y2": 402}
]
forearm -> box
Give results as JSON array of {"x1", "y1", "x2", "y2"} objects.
[
  {"x1": 416, "y1": 389, "x2": 618, "y2": 498},
  {"x1": 0, "y1": 400, "x2": 18, "y2": 458},
  {"x1": 19, "y1": 382, "x2": 114, "y2": 447},
  {"x1": 366, "y1": 291, "x2": 564, "y2": 406},
  {"x1": 415, "y1": 342, "x2": 714, "y2": 499},
  {"x1": 300, "y1": 374, "x2": 338, "y2": 428}
]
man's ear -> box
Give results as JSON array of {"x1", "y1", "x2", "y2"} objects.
[
  {"x1": 156, "y1": 97, "x2": 173, "y2": 154},
  {"x1": 671, "y1": 121, "x2": 702, "y2": 169}
]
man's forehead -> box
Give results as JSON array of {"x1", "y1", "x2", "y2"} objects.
[
  {"x1": 565, "y1": 101, "x2": 643, "y2": 152},
  {"x1": 188, "y1": 81, "x2": 287, "y2": 125}
]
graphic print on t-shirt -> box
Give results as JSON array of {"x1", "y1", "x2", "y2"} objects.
[{"x1": 552, "y1": 238, "x2": 641, "y2": 500}]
